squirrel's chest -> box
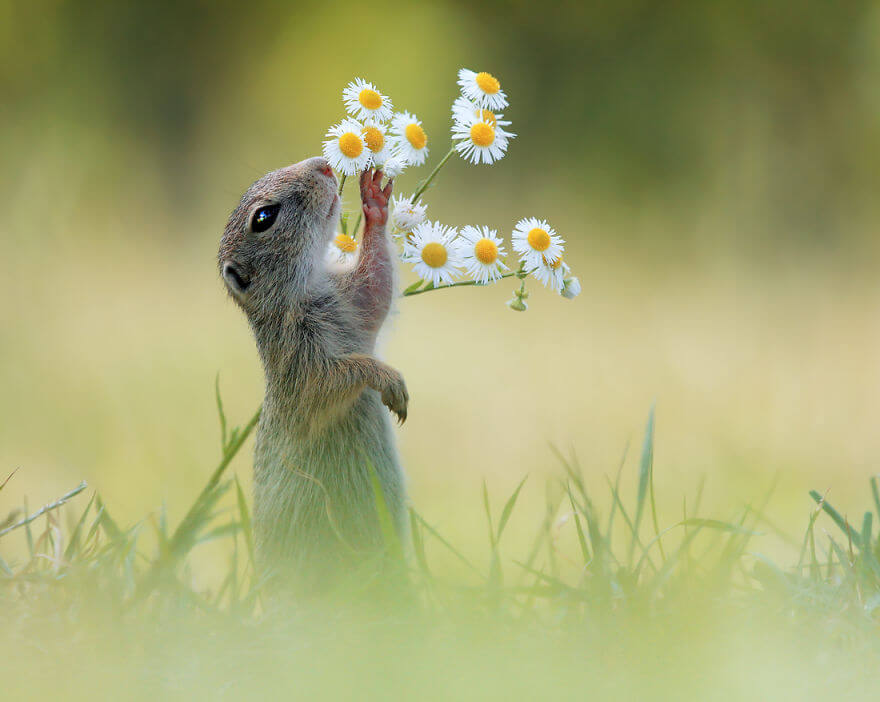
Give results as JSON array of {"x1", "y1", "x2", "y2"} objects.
[{"x1": 294, "y1": 294, "x2": 369, "y2": 353}]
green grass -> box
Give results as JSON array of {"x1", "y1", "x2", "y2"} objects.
[{"x1": 2, "y1": 399, "x2": 880, "y2": 700}]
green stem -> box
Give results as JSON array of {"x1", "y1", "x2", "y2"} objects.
[
  {"x1": 338, "y1": 173, "x2": 347, "y2": 196},
  {"x1": 403, "y1": 271, "x2": 518, "y2": 297},
  {"x1": 412, "y1": 146, "x2": 455, "y2": 202},
  {"x1": 516, "y1": 262, "x2": 528, "y2": 295}
]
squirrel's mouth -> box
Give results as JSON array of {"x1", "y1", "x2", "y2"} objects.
[{"x1": 326, "y1": 192, "x2": 340, "y2": 220}]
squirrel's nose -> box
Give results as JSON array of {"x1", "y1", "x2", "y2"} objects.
[{"x1": 309, "y1": 157, "x2": 335, "y2": 180}]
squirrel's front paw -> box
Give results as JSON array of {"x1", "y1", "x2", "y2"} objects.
[
  {"x1": 360, "y1": 168, "x2": 392, "y2": 229},
  {"x1": 379, "y1": 369, "x2": 409, "y2": 425}
]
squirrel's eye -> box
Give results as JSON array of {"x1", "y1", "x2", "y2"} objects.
[{"x1": 251, "y1": 204, "x2": 280, "y2": 233}]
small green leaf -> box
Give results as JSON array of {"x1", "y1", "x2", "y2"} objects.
[{"x1": 403, "y1": 279, "x2": 424, "y2": 294}]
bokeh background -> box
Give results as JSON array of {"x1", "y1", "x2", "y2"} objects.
[{"x1": 2, "y1": 0, "x2": 880, "y2": 569}]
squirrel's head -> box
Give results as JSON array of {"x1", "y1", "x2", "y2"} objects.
[{"x1": 218, "y1": 156, "x2": 340, "y2": 318}]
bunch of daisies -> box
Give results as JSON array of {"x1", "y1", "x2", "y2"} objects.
[{"x1": 323, "y1": 70, "x2": 580, "y2": 309}]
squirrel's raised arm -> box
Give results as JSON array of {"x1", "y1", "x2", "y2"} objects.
[{"x1": 338, "y1": 169, "x2": 395, "y2": 336}]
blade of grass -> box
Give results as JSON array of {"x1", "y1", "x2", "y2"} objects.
[
  {"x1": 809, "y1": 490, "x2": 862, "y2": 550},
  {"x1": 234, "y1": 475, "x2": 256, "y2": 578},
  {"x1": 635, "y1": 518, "x2": 758, "y2": 577},
  {"x1": 519, "y1": 487, "x2": 565, "y2": 584},
  {"x1": 0, "y1": 468, "x2": 18, "y2": 492},
  {"x1": 215, "y1": 374, "x2": 228, "y2": 450},
  {"x1": 605, "y1": 441, "x2": 631, "y2": 543},
  {"x1": 409, "y1": 508, "x2": 432, "y2": 580},
  {"x1": 568, "y1": 484, "x2": 591, "y2": 565},
  {"x1": 95, "y1": 494, "x2": 122, "y2": 541},
  {"x1": 482, "y1": 481, "x2": 496, "y2": 550},
  {"x1": 0, "y1": 482, "x2": 88, "y2": 540},
  {"x1": 646, "y1": 408, "x2": 665, "y2": 561},
  {"x1": 411, "y1": 511, "x2": 484, "y2": 579},
  {"x1": 798, "y1": 490, "x2": 827, "y2": 575},
  {"x1": 871, "y1": 476, "x2": 880, "y2": 523},
  {"x1": 496, "y1": 476, "x2": 528, "y2": 542},
  {"x1": 368, "y1": 461, "x2": 403, "y2": 561},
  {"x1": 628, "y1": 406, "x2": 655, "y2": 568},
  {"x1": 63, "y1": 492, "x2": 96, "y2": 560},
  {"x1": 860, "y1": 511, "x2": 880, "y2": 581},
  {"x1": 606, "y1": 474, "x2": 657, "y2": 574}
]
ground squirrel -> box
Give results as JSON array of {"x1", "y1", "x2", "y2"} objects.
[{"x1": 218, "y1": 158, "x2": 408, "y2": 592}]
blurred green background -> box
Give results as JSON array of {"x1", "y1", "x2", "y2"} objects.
[{"x1": 2, "y1": 0, "x2": 880, "y2": 573}]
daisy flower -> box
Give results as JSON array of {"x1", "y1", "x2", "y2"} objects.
[
  {"x1": 456, "y1": 225, "x2": 508, "y2": 284},
  {"x1": 451, "y1": 111, "x2": 515, "y2": 165},
  {"x1": 561, "y1": 276, "x2": 581, "y2": 300},
  {"x1": 342, "y1": 78, "x2": 393, "y2": 123},
  {"x1": 403, "y1": 221, "x2": 463, "y2": 287},
  {"x1": 511, "y1": 217, "x2": 564, "y2": 271},
  {"x1": 530, "y1": 255, "x2": 568, "y2": 293},
  {"x1": 457, "y1": 68, "x2": 508, "y2": 111},
  {"x1": 327, "y1": 232, "x2": 359, "y2": 265},
  {"x1": 381, "y1": 155, "x2": 407, "y2": 178},
  {"x1": 391, "y1": 194, "x2": 427, "y2": 232},
  {"x1": 361, "y1": 120, "x2": 390, "y2": 166},
  {"x1": 450, "y1": 96, "x2": 511, "y2": 130},
  {"x1": 388, "y1": 111, "x2": 429, "y2": 166},
  {"x1": 322, "y1": 119, "x2": 370, "y2": 175}
]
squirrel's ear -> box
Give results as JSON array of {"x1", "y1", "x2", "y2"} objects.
[{"x1": 222, "y1": 260, "x2": 251, "y2": 299}]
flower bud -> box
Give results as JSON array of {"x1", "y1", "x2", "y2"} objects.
[
  {"x1": 561, "y1": 276, "x2": 581, "y2": 300},
  {"x1": 383, "y1": 156, "x2": 405, "y2": 178}
]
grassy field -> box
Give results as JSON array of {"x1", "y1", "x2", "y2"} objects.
[{"x1": 3, "y1": 397, "x2": 880, "y2": 700}]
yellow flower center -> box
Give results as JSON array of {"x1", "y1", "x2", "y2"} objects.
[
  {"x1": 475, "y1": 71, "x2": 501, "y2": 95},
  {"x1": 405, "y1": 123, "x2": 427, "y2": 150},
  {"x1": 543, "y1": 254, "x2": 563, "y2": 269},
  {"x1": 527, "y1": 228, "x2": 551, "y2": 251},
  {"x1": 363, "y1": 126, "x2": 384, "y2": 153},
  {"x1": 470, "y1": 122, "x2": 495, "y2": 147},
  {"x1": 421, "y1": 242, "x2": 447, "y2": 268},
  {"x1": 474, "y1": 238, "x2": 498, "y2": 264},
  {"x1": 358, "y1": 88, "x2": 383, "y2": 110},
  {"x1": 334, "y1": 233, "x2": 358, "y2": 253},
  {"x1": 474, "y1": 108, "x2": 497, "y2": 125},
  {"x1": 338, "y1": 132, "x2": 363, "y2": 158}
]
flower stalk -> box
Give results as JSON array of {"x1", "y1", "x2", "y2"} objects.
[
  {"x1": 412, "y1": 146, "x2": 455, "y2": 202},
  {"x1": 402, "y1": 271, "x2": 517, "y2": 297}
]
